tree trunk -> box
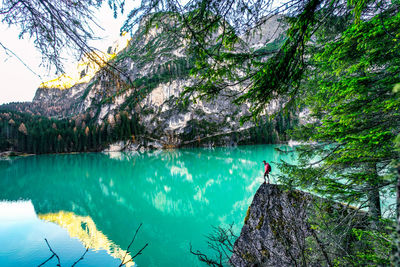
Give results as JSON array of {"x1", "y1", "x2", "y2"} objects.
[
  {"x1": 367, "y1": 185, "x2": 381, "y2": 229},
  {"x1": 394, "y1": 165, "x2": 400, "y2": 265},
  {"x1": 367, "y1": 164, "x2": 381, "y2": 230}
]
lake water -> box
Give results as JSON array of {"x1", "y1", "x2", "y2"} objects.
[{"x1": 0, "y1": 145, "x2": 296, "y2": 266}]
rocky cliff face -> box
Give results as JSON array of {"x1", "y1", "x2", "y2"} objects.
[
  {"x1": 231, "y1": 184, "x2": 368, "y2": 266},
  {"x1": 32, "y1": 83, "x2": 87, "y2": 117},
  {"x1": 5, "y1": 14, "x2": 290, "y2": 149}
]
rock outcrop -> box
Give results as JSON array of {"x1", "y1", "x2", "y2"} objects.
[{"x1": 231, "y1": 184, "x2": 368, "y2": 267}]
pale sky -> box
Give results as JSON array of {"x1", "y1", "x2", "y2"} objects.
[{"x1": 0, "y1": 2, "x2": 138, "y2": 104}]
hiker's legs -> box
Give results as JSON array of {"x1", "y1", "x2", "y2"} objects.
[
  {"x1": 263, "y1": 173, "x2": 266, "y2": 183},
  {"x1": 267, "y1": 173, "x2": 270, "y2": 184}
]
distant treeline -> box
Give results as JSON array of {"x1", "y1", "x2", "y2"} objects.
[
  {"x1": 0, "y1": 101, "x2": 72, "y2": 118},
  {"x1": 0, "y1": 109, "x2": 142, "y2": 154},
  {"x1": 180, "y1": 111, "x2": 298, "y2": 146},
  {"x1": 0, "y1": 107, "x2": 297, "y2": 154},
  {"x1": 246, "y1": 112, "x2": 298, "y2": 144}
]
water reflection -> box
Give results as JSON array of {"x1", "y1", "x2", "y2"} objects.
[
  {"x1": 0, "y1": 201, "x2": 122, "y2": 267},
  {"x1": 0, "y1": 145, "x2": 295, "y2": 266},
  {"x1": 39, "y1": 211, "x2": 134, "y2": 266}
]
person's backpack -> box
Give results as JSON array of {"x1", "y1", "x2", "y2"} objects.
[{"x1": 267, "y1": 163, "x2": 272, "y2": 172}]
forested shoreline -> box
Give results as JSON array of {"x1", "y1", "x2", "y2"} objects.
[
  {"x1": 0, "y1": 107, "x2": 298, "y2": 154},
  {"x1": 0, "y1": 109, "x2": 141, "y2": 154}
]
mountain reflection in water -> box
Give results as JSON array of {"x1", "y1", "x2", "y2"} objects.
[{"x1": 0, "y1": 145, "x2": 296, "y2": 266}]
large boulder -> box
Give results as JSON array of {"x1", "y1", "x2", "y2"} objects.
[{"x1": 231, "y1": 184, "x2": 368, "y2": 266}]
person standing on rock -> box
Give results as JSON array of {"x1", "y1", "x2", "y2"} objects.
[{"x1": 263, "y1": 160, "x2": 271, "y2": 184}]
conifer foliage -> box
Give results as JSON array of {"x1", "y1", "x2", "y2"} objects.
[
  {"x1": 279, "y1": 5, "x2": 400, "y2": 218},
  {"x1": 0, "y1": 109, "x2": 141, "y2": 154}
]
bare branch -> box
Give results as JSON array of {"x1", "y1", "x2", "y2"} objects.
[
  {"x1": 71, "y1": 247, "x2": 89, "y2": 267},
  {"x1": 189, "y1": 243, "x2": 223, "y2": 267},
  {"x1": 119, "y1": 223, "x2": 148, "y2": 267},
  {"x1": 38, "y1": 238, "x2": 61, "y2": 267},
  {"x1": 0, "y1": 41, "x2": 42, "y2": 79},
  {"x1": 129, "y1": 243, "x2": 149, "y2": 260}
]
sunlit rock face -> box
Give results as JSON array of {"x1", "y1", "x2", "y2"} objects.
[{"x1": 25, "y1": 15, "x2": 287, "y2": 147}]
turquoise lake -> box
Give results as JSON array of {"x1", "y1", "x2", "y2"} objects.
[{"x1": 0, "y1": 145, "x2": 296, "y2": 266}]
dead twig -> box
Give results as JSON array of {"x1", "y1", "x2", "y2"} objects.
[
  {"x1": 71, "y1": 247, "x2": 89, "y2": 267},
  {"x1": 119, "y1": 223, "x2": 149, "y2": 267},
  {"x1": 190, "y1": 243, "x2": 223, "y2": 267},
  {"x1": 38, "y1": 238, "x2": 61, "y2": 267}
]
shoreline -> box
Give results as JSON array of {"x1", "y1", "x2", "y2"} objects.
[{"x1": 0, "y1": 142, "x2": 295, "y2": 157}]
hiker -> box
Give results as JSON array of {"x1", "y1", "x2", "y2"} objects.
[{"x1": 262, "y1": 160, "x2": 271, "y2": 184}]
